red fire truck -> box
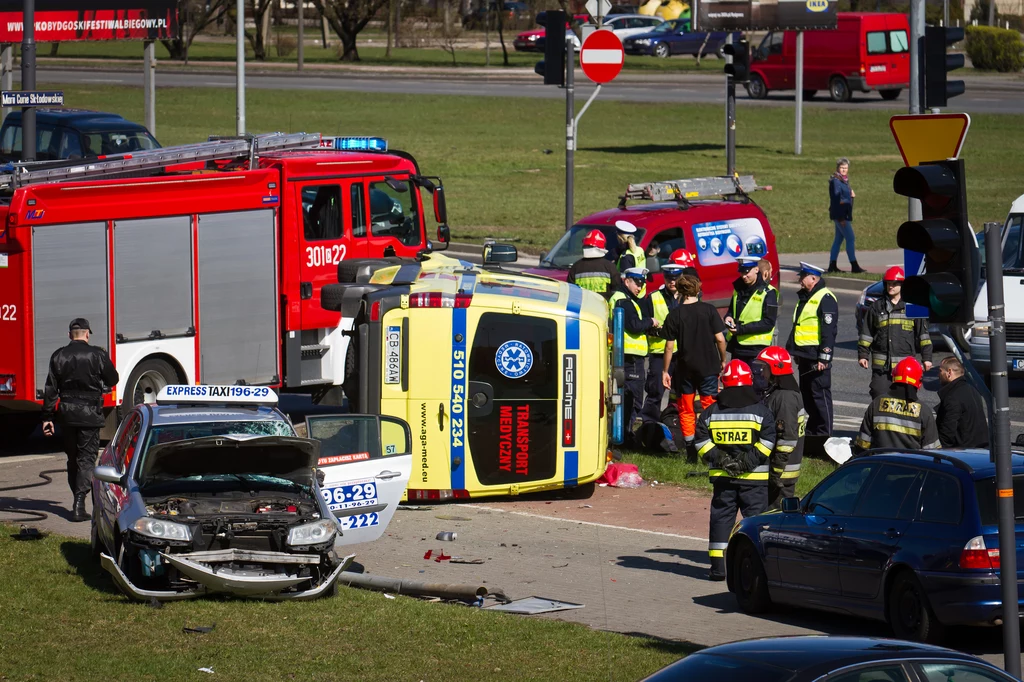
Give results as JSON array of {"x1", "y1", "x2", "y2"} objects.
[{"x1": 0, "y1": 133, "x2": 451, "y2": 441}]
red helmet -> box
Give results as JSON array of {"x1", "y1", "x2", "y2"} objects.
[
  {"x1": 669, "y1": 249, "x2": 696, "y2": 269},
  {"x1": 754, "y1": 346, "x2": 793, "y2": 376},
  {"x1": 582, "y1": 229, "x2": 607, "y2": 250},
  {"x1": 721, "y1": 359, "x2": 754, "y2": 388},
  {"x1": 892, "y1": 357, "x2": 924, "y2": 388},
  {"x1": 884, "y1": 266, "x2": 905, "y2": 282}
]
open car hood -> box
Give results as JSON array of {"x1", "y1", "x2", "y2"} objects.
[{"x1": 139, "y1": 435, "x2": 320, "y2": 488}]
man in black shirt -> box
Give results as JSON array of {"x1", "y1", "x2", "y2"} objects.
[
  {"x1": 42, "y1": 318, "x2": 119, "y2": 521},
  {"x1": 662, "y1": 275, "x2": 727, "y2": 456}
]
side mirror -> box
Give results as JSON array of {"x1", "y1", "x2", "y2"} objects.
[
  {"x1": 433, "y1": 186, "x2": 448, "y2": 225},
  {"x1": 483, "y1": 242, "x2": 518, "y2": 264},
  {"x1": 780, "y1": 496, "x2": 802, "y2": 513},
  {"x1": 436, "y1": 224, "x2": 451, "y2": 250},
  {"x1": 384, "y1": 175, "x2": 408, "y2": 193},
  {"x1": 94, "y1": 465, "x2": 125, "y2": 486}
]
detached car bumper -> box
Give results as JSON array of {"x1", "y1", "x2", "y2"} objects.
[{"x1": 101, "y1": 549, "x2": 354, "y2": 601}]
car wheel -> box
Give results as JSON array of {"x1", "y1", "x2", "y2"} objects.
[
  {"x1": 888, "y1": 571, "x2": 946, "y2": 643},
  {"x1": 745, "y1": 74, "x2": 767, "y2": 100},
  {"x1": 653, "y1": 42, "x2": 670, "y2": 58},
  {"x1": 879, "y1": 88, "x2": 902, "y2": 101},
  {"x1": 802, "y1": 89, "x2": 817, "y2": 100},
  {"x1": 124, "y1": 358, "x2": 178, "y2": 412},
  {"x1": 732, "y1": 540, "x2": 772, "y2": 614},
  {"x1": 829, "y1": 76, "x2": 851, "y2": 103}
]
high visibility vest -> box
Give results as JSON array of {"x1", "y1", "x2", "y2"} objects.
[
  {"x1": 575, "y1": 273, "x2": 612, "y2": 295},
  {"x1": 792, "y1": 287, "x2": 835, "y2": 348},
  {"x1": 647, "y1": 289, "x2": 672, "y2": 354},
  {"x1": 729, "y1": 285, "x2": 776, "y2": 347},
  {"x1": 617, "y1": 244, "x2": 647, "y2": 297},
  {"x1": 609, "y1": 291, "x2": 649, "y2": 356}
]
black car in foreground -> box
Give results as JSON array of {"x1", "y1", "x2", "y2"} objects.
[{"x1": 642, "y1": 636, "x2": 1019, "y2": 681}]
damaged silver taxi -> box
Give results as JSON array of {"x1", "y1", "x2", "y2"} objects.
[{"x1": 90, "y1": 385, "x2": 413, "y2": 601}]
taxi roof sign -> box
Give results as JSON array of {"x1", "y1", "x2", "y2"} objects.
[
  {"x1": 156, "y1": 385, "x2": 279, "y2": 405},
  {"x1": 889, "y1": 113, "x2": 970, "y2": 167}
]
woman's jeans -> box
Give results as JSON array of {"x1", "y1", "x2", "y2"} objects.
[{"x1": 830, "y1": 219, "x2": 856, "y2": 262}]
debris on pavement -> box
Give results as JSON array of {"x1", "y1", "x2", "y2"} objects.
[
  {"x1": 485, "y1": 597, "x2": 584, "y2": 615},
  {"x1": 383, "y1": 593, "x2": 396, "y2": 599},
  {"x1": 451, "y1": 558, "x2": 486, "y2": 565},
  {"x1": 434, "y1": 515, "x2": 471, "y2": 521},
  {"x1": 183, "y1": 624, "x2": 216, "y2": 634},
  {"x1": 435, "y1": 531, "x2": 457, "y2": 541},
  {"x1": 11, "y1": 525, "x2": 44, "y2": 541},
  {"x1": 197, "y1": 668, "x2": 215, "y2": 674},
  {"x1": 339, "y1": 571, "x2": 495, "y2": 603},
  {"x1": 597, "y1": 462, "x2": 644, "y2": 488}
]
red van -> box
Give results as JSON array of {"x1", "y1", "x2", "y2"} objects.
[{"x1": 746, "y1": 12, "x2": 909, "y2": 103}]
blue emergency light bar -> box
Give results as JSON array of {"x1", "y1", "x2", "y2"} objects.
[{"x1": 324, "y1": 136, "x2": 388, "y2": 152}]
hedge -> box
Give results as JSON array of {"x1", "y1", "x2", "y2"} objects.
[{"x1": 964, "y1": 25, "x2": 1024, "y2": 72}]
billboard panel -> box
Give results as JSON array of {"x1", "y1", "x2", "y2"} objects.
[
  {"x1": 0, "y1": 0, "x2": 178, "y2": 42},
  {"x1": 696, "y1": 0, "x2": 837, "y2": 31}
]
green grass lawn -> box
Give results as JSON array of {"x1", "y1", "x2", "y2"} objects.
[
  {"x1": 621, "y1": 451, "x2": 837, "y2": 497},
  {"x1": 21, "y1": 84, "x2": 1024, "y2": 255},
  {"x1": 0, "y1": 526, "x2": 689, "y2": 681}
]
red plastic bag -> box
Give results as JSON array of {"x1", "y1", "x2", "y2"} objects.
[{"x1": 597, "y1": 462, "x2": 644, "y2": 488}]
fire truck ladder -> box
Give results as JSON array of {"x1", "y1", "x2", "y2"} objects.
[
  {"x1": 619, "y1": 175, "x2": 770, "y2": 208},
  {"x1": 0, "y1": 132, "x2": 322, "y2": 191}
]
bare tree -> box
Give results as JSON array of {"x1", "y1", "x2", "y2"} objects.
[
  {"x1": 162, "y1": 0, "x2": 232, "y2": 62},
  {"x1": 245, "y1": 0, "x2": 276, "y2": 60},
  {"x1": 311, "y1": 0, "x2": 389, "y2": 61},
  {"x1": 436, "y1": 0, "x2": 462, "y2": 65}
]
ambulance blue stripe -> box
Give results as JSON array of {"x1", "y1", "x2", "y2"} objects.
[
  {"x1": 564, "y1": 451, "x2": 578, "y2": 488},
  {"x1": 459, "y1": 259, "x2": 474, "y2": 269},
  {"x1": 449, "y1": 271, "x2": 477, "y2": 491},
  {"x1": 565, "y1": 285, "x2": 583, "y2": 351}
]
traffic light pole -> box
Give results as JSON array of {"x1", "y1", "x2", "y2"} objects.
[
  {"x1": 908, "y1": 0, "x2": 924, "y2": 222},
  {"x1": 725, "y1": 34, "x2": 735, "y2": 176},
  {"x1": 985, "y1": 220, "x2": 1022, "y2": 678},
  {"x1": 565, "y1": 34, "x2": 575, "y2": 232}
]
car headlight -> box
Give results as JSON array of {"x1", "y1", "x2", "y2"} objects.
[
  {"x1": 287, "y1": 519, "x2": 337, "y2": 546},
  {"x1": 973, "y1": 323, "x2": 991, "y2": 339},
  {"x1": 527, "y1": 34, "x2": 538, "y2": 41},
  {"x1": 132, "y1": 517, "x2": 192, "y2": 541}
]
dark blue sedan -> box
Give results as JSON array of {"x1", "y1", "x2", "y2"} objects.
[
  {"x1": 622, "y1": 19, "x2": 739, "y2": 58},
  {"x1": 643, "y1": 636, "x2": 1019, "y2": 681},
  {"x1": 726, "y1": 449, "x2": 1024, "y2": 643}
]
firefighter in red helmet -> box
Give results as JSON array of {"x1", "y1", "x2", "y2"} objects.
[
  {"x1": 567, "y1": 229, "x2": 620, "y2": 300},
  {"x1": 755, "y1": 346, "x2": 807, "y2": 509},
  {"x1": 694, "y1": 359, "x2": 776, "y2": 581},
  {"x1": 857, "y1": 266, "x2": 933, "y2": 398},
  {"x1": 853, "y1": 357, "x2": 941, "y2": 453}
]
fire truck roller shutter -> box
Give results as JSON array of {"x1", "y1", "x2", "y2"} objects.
[
  {"x1": 32, "y1": 223, "x2": 110, "y2": 395},
  {"x1": 196, "y1": 210, "x2": 279, "y2": 386},
  {"x1": 113, "y1": 216, "x2": 193, "y2": 342}
]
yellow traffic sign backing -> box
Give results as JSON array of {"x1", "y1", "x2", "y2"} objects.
[{"x1": 889, "y1": 113, "x2": 971, "y2": 167}]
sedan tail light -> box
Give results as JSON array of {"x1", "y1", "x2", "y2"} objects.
[{"x1": 959, "y1": 536, "x2": 1000, "y2": 570}]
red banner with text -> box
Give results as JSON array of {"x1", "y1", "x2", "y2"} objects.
[{"x1": 0, "y1": 0, "x2": 177, "y2": 42}]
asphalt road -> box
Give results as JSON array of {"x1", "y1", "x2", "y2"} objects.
[{"x1": 18, "y1": 67, "x2": 1024, "y2": 115}]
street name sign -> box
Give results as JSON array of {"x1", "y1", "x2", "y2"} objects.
[
  {"x1": 1, "y1": 90, "x2": 64, "y2": 107},
  {"x1": 580, "y1": 30, "x2": 624, "y2": 84}
]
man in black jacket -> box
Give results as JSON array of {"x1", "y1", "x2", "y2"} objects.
[
  {"x1": 936, "y1": 357, "x2": 990, "y2": 448},
  {"x1": 755, "y1": 346, "x2": 807, "y2": 509},
  {"x1": 42, "y1": 318, "x2": 119, "y2": 521}
]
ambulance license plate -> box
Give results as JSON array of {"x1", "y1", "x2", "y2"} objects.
[
  {"x1": 1012, "y1": 359, "x2": 1024, "y2": 371},
  {"x1": 384, "y1": 325, "x2": 401, "y2": 384}
]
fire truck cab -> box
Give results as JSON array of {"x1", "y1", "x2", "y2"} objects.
[{"x1": 0, "y1": 134, "x2": 451, "y2": 440}]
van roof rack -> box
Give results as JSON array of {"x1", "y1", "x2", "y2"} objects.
[
  {"x1": 0, "y1": 132, "x2": 323, "y2": 191},
  {"x1": 618, "y1": 175, "x2": 769, "y2": 209}
]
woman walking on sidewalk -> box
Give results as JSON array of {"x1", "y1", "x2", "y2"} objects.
[{"x1": 828, "y1": 157, "x2": 865, "y2": 274}]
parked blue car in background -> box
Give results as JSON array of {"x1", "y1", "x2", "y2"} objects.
[
  {"x1": 622, "y1": 19, "x2": 740, "y2": 58},
  {"x1": 726, "y1": 449, "x2": 1024, "y2": 644}
]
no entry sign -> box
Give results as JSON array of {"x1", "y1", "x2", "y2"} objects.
[{"x1": 580, "y1": 30, "x2": 624, "y2": 84}]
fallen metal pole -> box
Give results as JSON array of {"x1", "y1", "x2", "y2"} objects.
[{"x1": 338, "y1": 571, "x2": 491, "y2": 602}]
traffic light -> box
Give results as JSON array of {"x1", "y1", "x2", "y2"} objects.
[
  {"x1": 894, "y1": 158, "x2": 978, "y2": 323},
  {"x1": 535, "y1": 9, "x2": 566, "y2": 86},
  {"x1": 722, "y1": 40, "x2": 750, "y2": 83},
  {"x1": 924, "y1": 26, "x2": 965, "y2": 109}
]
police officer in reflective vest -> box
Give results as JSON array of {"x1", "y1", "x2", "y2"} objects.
[
  {"x1": 858, "y1": 266, "x2": 933, "y2": 399},
  {"x1": 725, "y1": 257, "x2": 779, "y2": 396},
  {"x1": 695, "y1": 359, "x2": 775, "y2": 581},
  {"x1": 785, "y1": 262, "x2": 839, "y2": 440},
  {"x1": 755, "y1": 346, "x2": 808, "y2": 509},
  {"x1": 641, "y1": 261, "x2": 684, "y2": 423},
  {"x1": 614, "y1": 220, "x2": 647, "y2": 296},
  {"x1": 41, "y1": 318, "x2": 119, "y2": 522},
  {"x1": 567, "y1": 229, "x2": 620, "y2": 300},
  {"x1": 854, "y1": 357, "x2": 941, "y2": 453},
  {"x1": 610, "y1": 267, "x2": 660, "y2": 438}
]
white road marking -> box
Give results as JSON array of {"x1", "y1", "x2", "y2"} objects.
[
  {"x1": 82, "y1": 78, "x2": 123, "y2": 83},
  {"x1": 0, "y1": 454, "x2": 61, "y2": 466},
  {"x1": 462, "y1": 504, "x2": 709, "y2": 542}
]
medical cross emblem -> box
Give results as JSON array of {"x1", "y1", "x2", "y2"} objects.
[{"x1": 495, "y1": 340, "x2": 533, "y2": 379}]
